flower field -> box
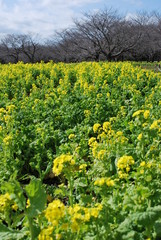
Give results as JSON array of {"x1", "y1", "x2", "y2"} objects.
[{"x1": 0, "y1": 61, "x2": 161, "y2": 239}]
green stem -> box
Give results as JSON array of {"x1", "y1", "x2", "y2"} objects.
[
  {"x1": 27, "y1": 216, "x2": 34, "y2": 240},
  {"x1": 69, "y1": 176, "x2": 73, "y2": 207}
]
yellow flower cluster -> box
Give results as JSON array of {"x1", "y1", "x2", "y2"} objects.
[
  {"x1": 132, "y1": 109, "x2": 150, "y2": 119},
  {"x1": 68, "y1": 134, "x2": 75, "y2": 140},
  {"x1": 90, "y1": 122, "x2": 128, "y2": 160},
  {"x1": 150, "y1": 120, "x2": 161, "y2": 130},
  {"x1": 68, "y1": 203, "x2": 102, "y2": 232},
  {"x1": 26, "y1": 198, "x2": 30, "y2": 208},
  {"x1": 3, "y1": 135, "x2": 13, "y2": 146},
  {"x1": 79, "y1": 164, "x2": 87, "y2": 172},
  {"x1": 132, "y1": 110, "x2": 144, "y2": 117},
  {"x1": 117, "y1": 156, "x2": 135, "y2": 178},
  {"x1": 139, "y1": 161, "x2": 153, "y2": 174},
  {"x1": 137, "y1": 133, "x2": 143, "y2": 141},
  {"x1": 94, "y1": 178, "x2": 114, "y2": 187},
  {"x1": 117, "y1": 155, "x2": 134, "y2": 170},
  {"x1": 93, "y1": 123, "x2": 101, "y2": 133},
  {"x1": 102, "y1": 121, "x2": 111, "y2": 132},
  {"x1": 52, "y1": 154, "x2": 75, "y2": 176},
  {"x1": 0, "y1": 107, "x2": 6, "y2": 114},
  {"x1": 91, "y1": 141, "x2": 99, "y2": 158},
  {"x1": 97, "y1": 150, "x2": 106, "y2": 160},
  {"x1": 45, "y1": 199, "x2": 65, "y2": 227},
  {"x1": 0, "y1": 193, "x2": 10, "y2": 211},
  {"x1": 88, "y1": 137, "x2": 97, "y2": 146},
  {"x1": 0, "y1": 193, "x2": 18, "y2": 212},
  {"x1": 144, "y1": 110, "x2": 150, "y2": 119},
  {"x1": 38, "y1": 226, "x2": 54, "y2": 240},
  {"x1": 6, "y1": 104, "x2": 16, "y2": 113},
  {"x1": 140, "y1": 161, "x2": 152, "y2": 168}
]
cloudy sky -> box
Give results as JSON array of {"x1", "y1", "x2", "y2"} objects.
[{"x1": 0, "y1": 0, "x2": 161, "y2": 39}]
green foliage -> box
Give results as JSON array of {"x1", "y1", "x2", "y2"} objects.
[
  {"x1": 0, "y1": 61, "x2": 161, "y2": 239},
  {"x1": 0, "y1": 223, "x2": 26, "y2": 240},
  {"x1": 25, "y1": 178, "x2": 47, "y2": 217}
]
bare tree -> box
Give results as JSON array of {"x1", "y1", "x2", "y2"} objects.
[
  {"x1": 1, "y1": 34, "x2": 23, "y2": 63},
  {"x1": 0, "y1": 34, "x2": 43, "y2": 63},
  {"x1": 73, "y1": 9, "x2": 143, "y2": 61},
  {"x1": 1, "y1": 8, "x2": 161, "y2": 63},
  {"x1": 20, "y1": 34, "x2": 41, "y2": 63}
]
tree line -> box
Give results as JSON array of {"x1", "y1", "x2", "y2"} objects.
[{"x1": 0, "y1": 9, "x2": 161, "y2": 63}]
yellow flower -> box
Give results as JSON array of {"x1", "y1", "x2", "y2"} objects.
[
  {"x1": 92, "y1": 142, "x2": 98, "y2": 158},
  {"x1": 3, "y1": 135, "x2": 12, "y2": 145},
  {"x1": 88, "y1": 85, "x2": 95, "y2": 92},
  {"x1": 132, "y1": 110, "x2": 144, "y2": 117},
  {"x1": 94, "y1": 178, "x2": 105, "y2": 186},
  {"x1": 140, "y1": 161, "x2": 146, "y2": 167},
  {"x1": 38, "y1": 226, "x2": 53, "y2": 240},
  {"x1": 146, "y1": 162, "x2": 152, "y2": 168},
  {"x1": 88, "y1": 137, "x2": 96, "y2": 146},
  {"x1": 79, "y1": 164, "x2": 87, "y2": 170},
  {"x1": 52, "y1": 154, "x2": 73, "y2": 176},
  {"x1": 97, "y1": 132, "x2": 107, "y2": 140},
  {"x1": 84, "y1": 211, "x2": 90, "y2": 221},
  {"x1": 118, "y1": 171, "x2": 128, "y2": 179},
  {"x1": 137, "y1": 133, "x2": 143, "y2": 141},
  {"x1": 97, "y1": 150, "x2": 106, "y2": 160},
  {"x1": 12, "y1": 203, "x2": 18, "y2": 211},
  {"x1": 117, "y1": 156, "x2": 135, "y2": 170},
  {"x1": 103, "y1": 121, "x2": 110, "y2": 132},
  {"x1": 93, "y1": 123, "x2": 101, "y2": 133},
  {"x1": 0, "y1": 108, "x2": 6, "y2": 114},
  {"x1": 6, "y1": 104, "x2": 15, "y2": 113},
  {"x1": 106, "y1": 179, "x2": 115, "y2": 187},
  {"x1": 140, "y1": 169, "x2": 144, "y2": 174},
  {"x1": 45, "y1": 199, "x2": 65, "y2": 226},
  {"x1": 126, "y1": 166, "x2": 130, "y2": 172},
  {"x1": 116, "y1": 131, "x2": 123, "y2": 136},
  {"x1": 90, "y1": 208, "x2": 99, "y2": 218},
  {"x1": 70, "y1": 159, "x2": 75, "y2": 165},
  {"x1": 0, "y1": 193, "x2": 10, "y2": 211},
  {"x1": 144, "y1": 110, "x2": 150, "y2": 119},
  {"x1": 150, "y1": 120, "x2": 160, "y2": 130},
  {"x1": 26, "y1": 199, "x2": 30, "y2": 208},
  {"x1": 68, "y1": 134, "x2": 75, "y2": 140}
]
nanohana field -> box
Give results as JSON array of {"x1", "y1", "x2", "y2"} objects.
[{"x1": 0, "y1": 61, "x2": 161, "y2": 239}]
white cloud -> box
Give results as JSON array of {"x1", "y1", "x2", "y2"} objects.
[
  {"x1": 0, "y1": 0, "x2": 100, "y2": 39},
  {"x1": 125, "y1": 12, "x2": 138, "y2": 21}
]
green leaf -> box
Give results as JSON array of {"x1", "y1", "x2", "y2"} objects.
[
  {"x1": 74, "y1": 177, "x2": 88, "y2": 188},
  {"x1": 132, "y1": 205, "x2": 161, "y2": 226},
  {"x1": 122, "y1": 231, "x2": 137, "y2": 240},
  {"x1": 0, "y1": 223, "x2": 27, "y2": 240},
  {"x1": 117, "y1": 218, "x2": 131, "y2": 234},
  {"x1": 25, "y1": 178, "x2": 47, "y2": 218},
  {"x1": 81, "y1": 194, "x2": 92, "y2": 204},
  {"x1": 154, "y1": 220, "x2": 161, "y2": 237}
]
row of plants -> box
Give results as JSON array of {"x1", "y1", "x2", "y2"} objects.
[{"x1": 0, "y1": 61, "x2": 161, "y2": 239}]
